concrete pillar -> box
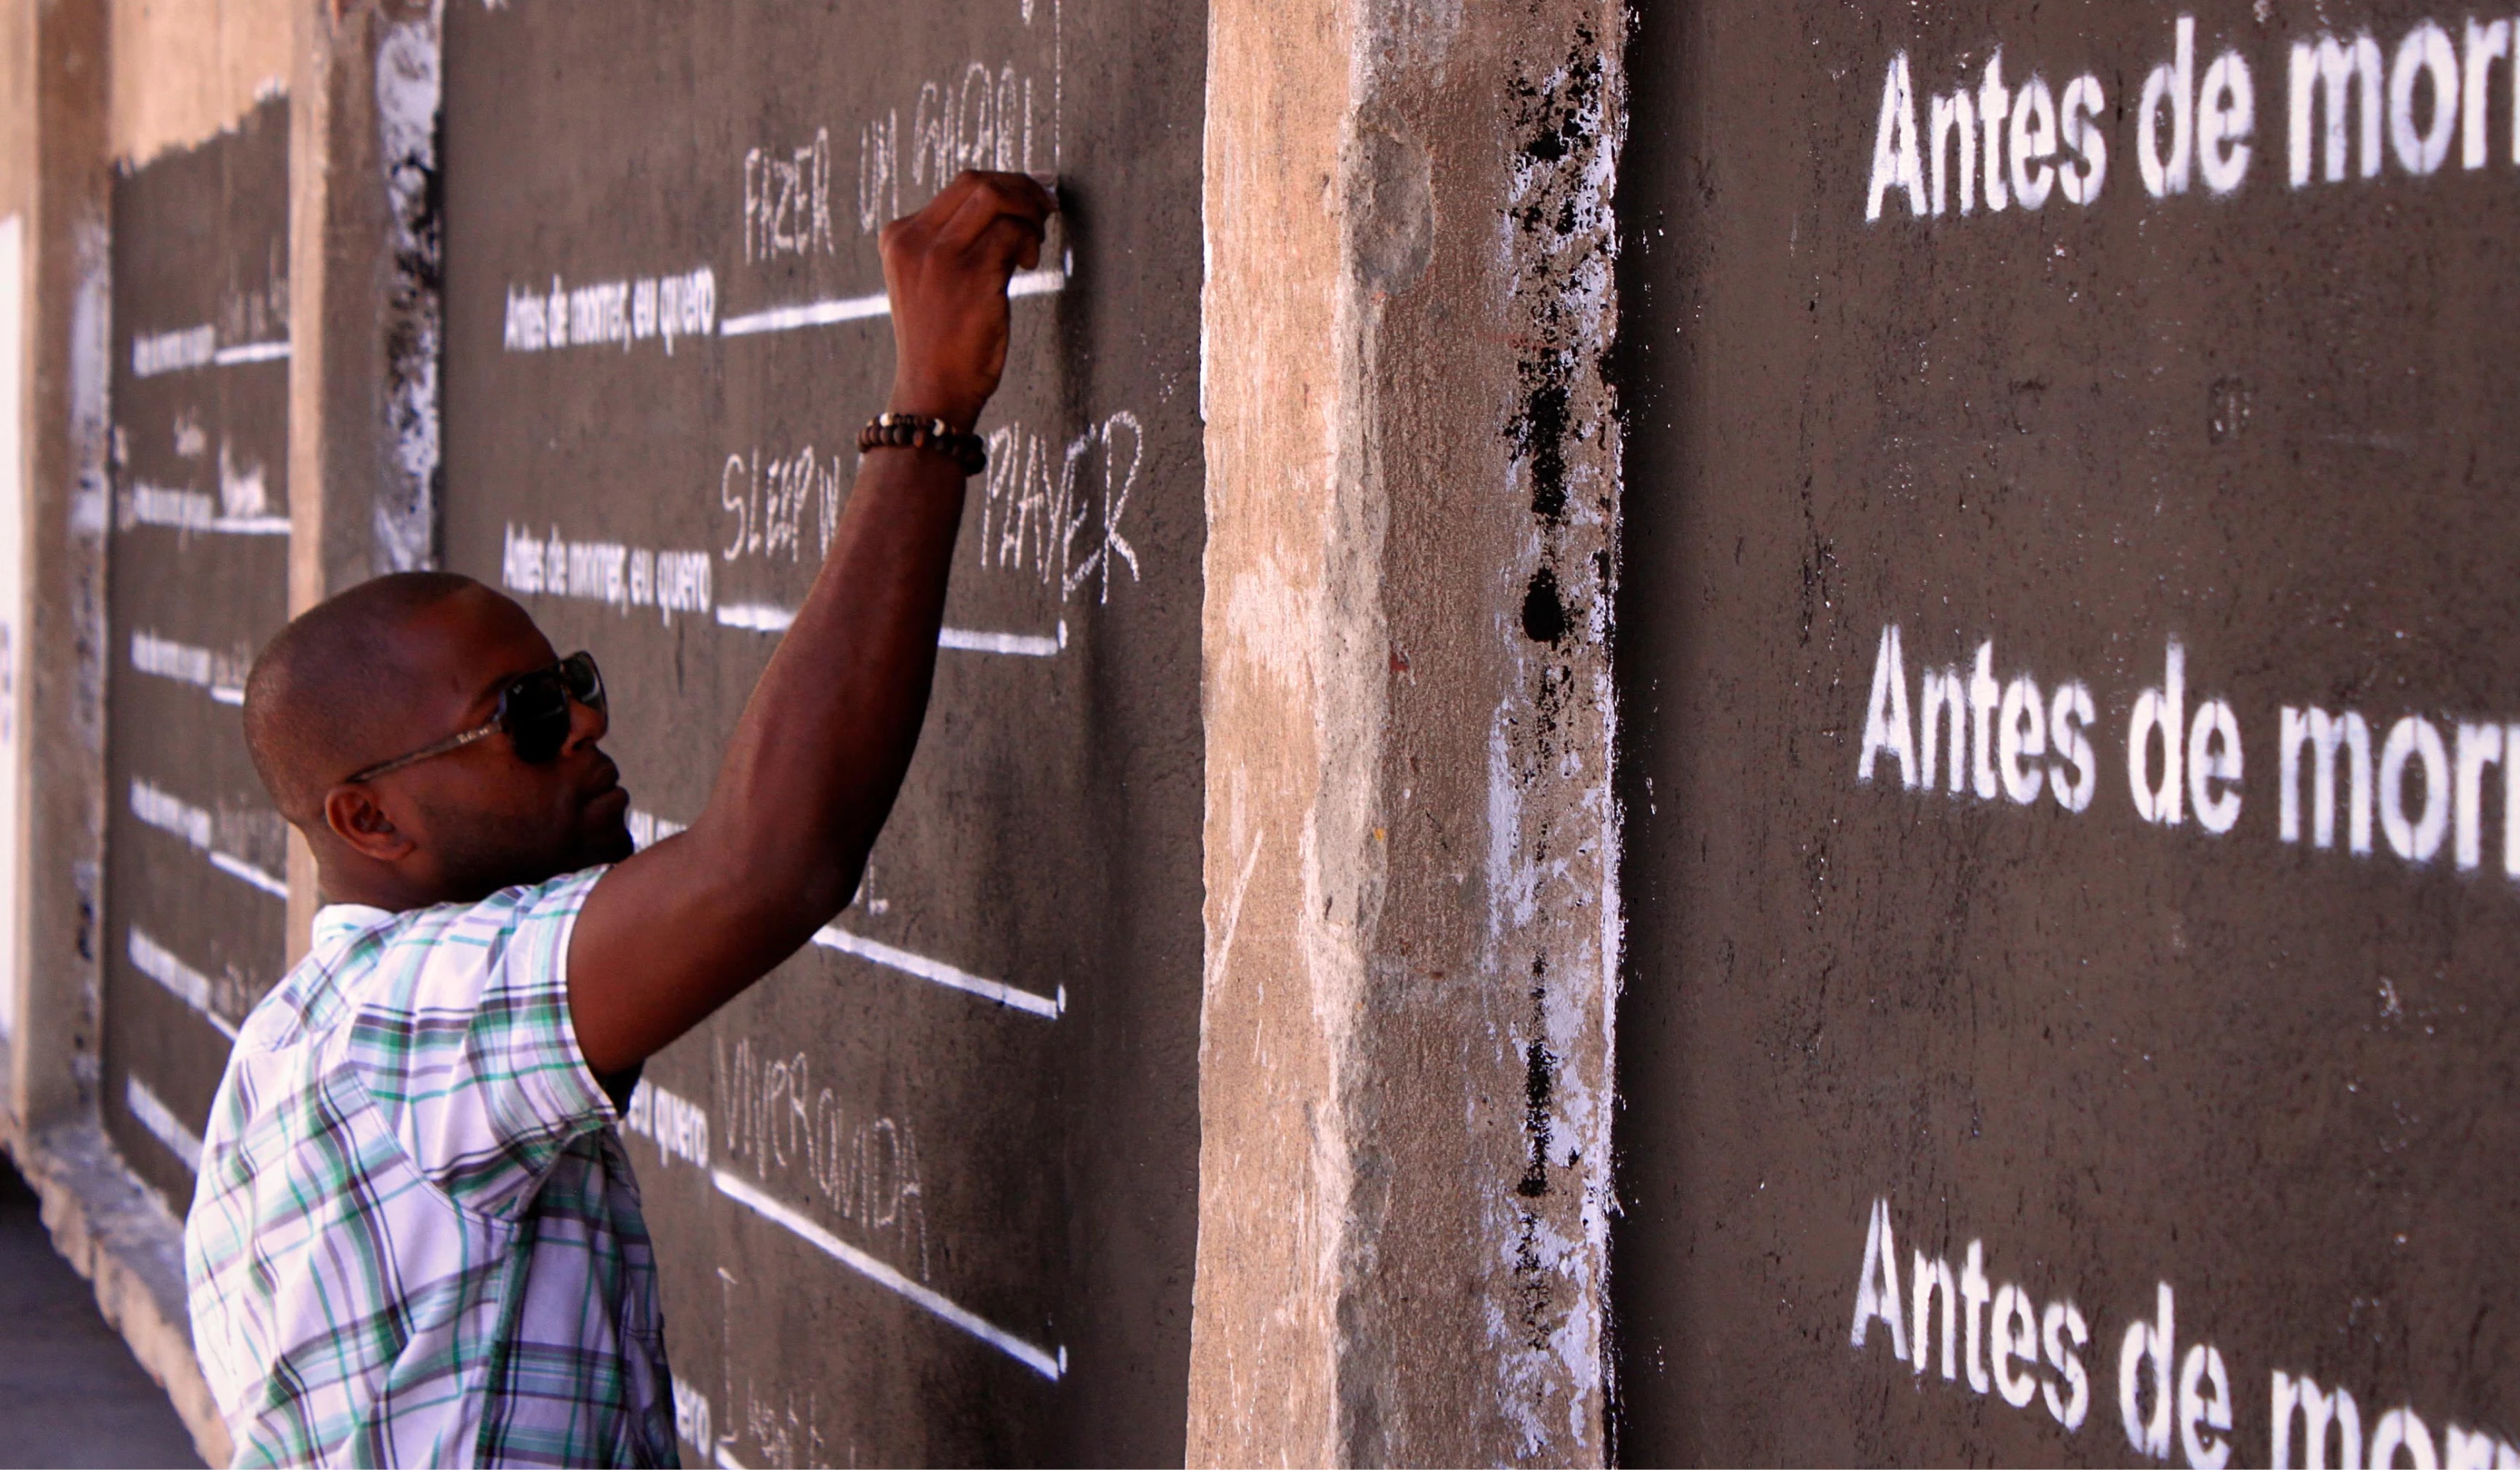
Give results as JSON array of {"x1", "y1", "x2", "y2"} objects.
[
  {"x1": 284, "y1": 0, "x2": 440, "y2": 957},
  {"x1": 1190, "y1": 1, "x2": 1625, "y2": 1463},
  {"x1": 13, "y1": 0, "x2": 110, "y2": 1134}
]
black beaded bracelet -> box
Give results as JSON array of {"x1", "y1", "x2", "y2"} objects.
[{"x1": 857, "y1": 413, "x2": 988, "y2": 476}]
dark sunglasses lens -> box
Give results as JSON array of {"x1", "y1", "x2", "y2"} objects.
[
  {"x1": 504, "y1": 674, "x2": 574, "y2": 763},
  {"x1": 559, "y1": 652, "x2": 605, "y2": 710}
]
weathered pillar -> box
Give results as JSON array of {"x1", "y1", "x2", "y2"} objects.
[
  {"x1": 1190, "y1": 1, "x2": 1625, "y2": 1463},
  {"x1": 284, "y1": 0, "x2": 439, "y2": 957},
  {"x1": 14, "y1": 0, "x2": 110, "y2": 1135}
]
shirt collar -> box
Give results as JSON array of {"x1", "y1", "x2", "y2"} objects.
[{"x1": 309, "y1": 902, "x2": 396, "y2": 958}]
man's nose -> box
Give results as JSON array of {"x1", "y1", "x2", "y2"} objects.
[{"x1": 562, "y1": 687, "x2": 609, "y2": 751}]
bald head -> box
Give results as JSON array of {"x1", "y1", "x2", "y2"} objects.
[{"x1": 243, "y1": 572, "x2": 487, "y2": 827}]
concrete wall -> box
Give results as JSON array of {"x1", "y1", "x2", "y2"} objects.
[
  {"x1": 108, "y1": 0, "x2": 290, "y2": 169},
  {"x1": 1190, "y1": 0, "x2": 1622, "y2": 1462},
  {"x1": 0, "y1": 2, "x2": 1640, "y2": 1464},
  {"x1": 0, "y1": 5, "x2": 428, "y2": 1464}
]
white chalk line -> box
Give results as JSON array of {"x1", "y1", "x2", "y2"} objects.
[
  {"x1": 811, "y1": 924, "x2": 1065, "y2": 1020},
  {"x1": 211, "y1": 685, "x2": 246, "y2": 706},
  {"x1": 209, "y1": 851, "x2": 289, "y2": 900},
  {"x1": 210, "y1": 339, "x2": 290, "y2": 366},
  {"x1": 939, "y1": 624, "x2": 1064, "y2": 657},
  {"x1": 717, "y1": 265, "x2": 1065, "y2": 339},
  {"x1": 126, "y1": 1075, "x2": 202, "y2": 1172},
  {"x1": 713, "y1": 602, "x2": 1065, "y2": 657},
  {"x1": 127, "y1": 927, "x2": 239, "y2": 1041},
  {"x1": 710, "y1": 1168, "x2": 1066, "y2": 1381},
  {"x1": 712, "y1": 602, "x2": 795, "y2": 633},
  {"x1": 713, "y1": 1450, "x2": 747, "y2": 1470}
]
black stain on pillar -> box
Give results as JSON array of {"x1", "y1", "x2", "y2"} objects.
[
  {"x1": 1521, "y1": 565, "x2": 1568, "y2": 643},
  {"x1": 1518, "y1": 1042, "x2": 1556, "y2": 1198}
]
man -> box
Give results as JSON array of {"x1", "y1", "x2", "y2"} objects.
[{"x1": 182, "y1": 169, "x2": 1055, "y2": 1468}]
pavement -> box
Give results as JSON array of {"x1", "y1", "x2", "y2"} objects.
[{"x1": 0, "y1": 1157, "x2": 203, "y2": 1468}]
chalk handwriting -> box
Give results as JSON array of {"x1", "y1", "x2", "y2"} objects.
[
  {"x1": 853, "y1": 0, "x2": 1062, "y2": 237},
  {"x1": 719, "y1": 445, "x2": 847, "y2": 565},
  {"x1": 501, "y1": 266, "x2": 715, "y2": 355},
  {"x1": 744, "y1": 128, "x2": 836, "y2": 263},
  {"x1": 978, "y1": 410, "x2": 1143, "y2": 604},
  {"x1": 715, "y1": 1035, "x2": 931, "y2": 1283},
  {"x1": 499, "y1": 523, "x2": 714, "y2": 625}
]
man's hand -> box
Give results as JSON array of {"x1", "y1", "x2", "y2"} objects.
[
  {"x1": 881, "y1": 170, "x2": 1057, "y2": 431},
  {"x1": 565, "y1": 170, "x2": 1056, "y2": 1078}
]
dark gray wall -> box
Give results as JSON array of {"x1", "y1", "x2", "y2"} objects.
[
  {"x1": 1616, "y1": 2, "x2": 2518, "y2": 1464},
  {"x1": 102, "y1": 96, "x2": 291, "y2": 1209},
  {"x1": 441, "y1": 3, "x2": 1205, "y2": 1462}
]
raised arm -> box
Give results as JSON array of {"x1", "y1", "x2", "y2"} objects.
[{"x1": 565, "y1": 170, "x2": 1056, "y2": 1076}]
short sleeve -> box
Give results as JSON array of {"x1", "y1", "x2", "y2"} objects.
[{"x1": 343, "y1": 865, "x2": 617, "y2": 1217}]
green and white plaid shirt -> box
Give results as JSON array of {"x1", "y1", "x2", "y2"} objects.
[{"x1": 183, "y1": 868, "x2": 678, "y2": 1468}]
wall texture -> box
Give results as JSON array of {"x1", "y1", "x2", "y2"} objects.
[
  {"x1": 437, "y1": 2, "x2": 1208, "y2": 1461},
  {"x1": 1614, "y1": 2, "x2": 2520, "y2": 1464},
  {"x1": 1190, "y1": 0, "x2": 1623, "y2": 1463}
]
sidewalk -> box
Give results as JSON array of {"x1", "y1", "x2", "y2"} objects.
[{"x1": 0, "y1": 1157, "x2": 202, "y2": 1468}]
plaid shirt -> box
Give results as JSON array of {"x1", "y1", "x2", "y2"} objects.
[{"x1": 183, "y1": 868, "x2": 678, "y2": 1468}]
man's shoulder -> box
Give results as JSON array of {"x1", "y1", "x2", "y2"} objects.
[{"x1": 237, "y1": 866, "x2": 611, "y2": 1054}]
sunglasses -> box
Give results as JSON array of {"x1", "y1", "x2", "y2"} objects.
[{"x1": 343, "y1": 652, "x2": 607, "y2": 785}]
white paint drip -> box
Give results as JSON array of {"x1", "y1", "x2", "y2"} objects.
[
  {"x1": 810, "y1": 924, "x2": 1062, "y2": 1018},
  {"x1": 125, "y1": 1074, "x2": 202, "y2": 1173},
  {"x1": 127, "y1": 926, "x2": 239, "y2": 1040},
  {"x1": 710, "y1": 1168, "x2": 1065, "y2": 1379}
]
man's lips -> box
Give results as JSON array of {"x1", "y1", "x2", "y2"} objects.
[{"x1": 581, "y1": 759, "x2": 627, "y2": 813}]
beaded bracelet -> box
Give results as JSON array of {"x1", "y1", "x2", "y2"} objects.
[{"x1": 856, "y1": 413, "x2": 988, "y2": 476}]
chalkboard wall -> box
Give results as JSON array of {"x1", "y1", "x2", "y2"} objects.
[
  {"x1": 442, "y1": 2, "x2": 1206, "y2": 1461},
  {"x1": 102, "y1": 96, "x2": 293, "y2": 1211},
  {"x1": 1615, "y1": 2, "x2": 2519, "y2": 1464}
]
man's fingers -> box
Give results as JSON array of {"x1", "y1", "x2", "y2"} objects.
[
  {"x1": 930, "y1": 170, "x2": 1055, "y2": 249},
  {"x1": 973, "y1": 212, "x2": 1047, "y2": 276}
]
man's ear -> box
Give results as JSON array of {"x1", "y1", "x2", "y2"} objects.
[{"x1": 323, "y1": 785, "x2": 417, "y2": 864}]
